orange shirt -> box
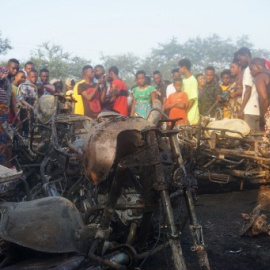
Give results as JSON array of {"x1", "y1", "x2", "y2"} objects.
[
  {"x1": 166, "y1": 91, "x2": 188, "y2": 124},
  {"x1": 111, "y1": 79, "x2": 128, "y2": 116}
]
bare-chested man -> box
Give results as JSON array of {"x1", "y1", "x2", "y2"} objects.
[{"x1": 249, "y1": 58, "x2": 270, "y2": 133}]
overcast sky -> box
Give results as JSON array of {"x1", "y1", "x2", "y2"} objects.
[{"x1": 1, "y1": 0, "x2": 269, "y2": 64}]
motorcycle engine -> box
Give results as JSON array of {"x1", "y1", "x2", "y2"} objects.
[{"x1": 115, "y1": 188, "x2": 143, "y2": 226}]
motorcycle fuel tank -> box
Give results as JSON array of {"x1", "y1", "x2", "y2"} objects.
[{"x1": 0, "y1": 196, "x2": 85, "y2": 253}]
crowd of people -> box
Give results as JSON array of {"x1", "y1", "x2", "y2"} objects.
[{"x1": 0, "y1": 46, "x2": 270, "y2": 167}]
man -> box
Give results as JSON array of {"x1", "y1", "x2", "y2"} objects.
[
  {"x1": 23, "y1": 62, "x2": 35, "y2": 75},
  {"x1": 6, "y1": 58, "x2": 20, "y2": 83},
  {"x1": 153, "y1": 70, "x2": 167, "y2": 108},
  {"x1": 77, "y1": 65, "x2": 106, "y2": 118},
  {"x1": 18, "y1": 70, "x2": 38, "y2": 135},
  {"x1": 94, "y1": 65, "x2": 106, "y2": 83},
  {"x1": 178, "y1": 58, "x2": 199, "y2": 124},
  {"x1": 249, "y1": 58, "x2": 270, "y2": 132},
  {"x1": 39, "y1": 68, "x2": 55, "y2": 95},
  {"x1": 236, "y1": 47, "x2": 260, "y2": 132},
  {"x1": 199, "y1": 66, "x2": 222, "y2": 117},
  {"x1": 107, "y1": 66, "x2": 128, "y2": 116},
  {"x1": 166, "y1": 68, "x2": 181, "y2": 98}
]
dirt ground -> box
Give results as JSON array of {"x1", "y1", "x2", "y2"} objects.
[{"x1": 144, "y1": 183, "x2": 270, "y2": 270}]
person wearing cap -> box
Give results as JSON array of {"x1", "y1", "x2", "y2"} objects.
[
  {"x1": 50, "y1": 78, "x2": 63, "y2": 94},
  {"x1": 39, "y1": 68, "x2": 55, "y2": 95},
  {"x1": 65, "y1": 78, "x2": 75, "y2": 95}
]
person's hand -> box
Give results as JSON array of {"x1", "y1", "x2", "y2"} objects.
[{"x1": 238, "y1": 110, "x2": 244, "y2": 119}]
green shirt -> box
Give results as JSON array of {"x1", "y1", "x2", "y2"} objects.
[{"x1": 182, "y1": 75, "x2": 199, "y2": 124}]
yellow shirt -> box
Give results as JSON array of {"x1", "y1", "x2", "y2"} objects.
[
  {"x1": 73, "y1": 79, "x2": 85, "y2": 115},
  {"x1": 219, "y1": 84, "x2": 231, "y2": 118}
]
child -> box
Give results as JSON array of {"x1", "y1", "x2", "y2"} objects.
[
  {"x1": 219, "y1": 69, "x2": 231, "y2": 118},
  {"x1": 164, "y1": 78, "x2": 188, "y2": 125}
]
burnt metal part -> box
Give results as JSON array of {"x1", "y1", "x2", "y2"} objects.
[
  {"x1": 0, "y1": 197, "x2": 85, "y2": 253},
  {"x1": 240, "y1": 204, "x2": 270, "y2": 236},
  {"x1": 83, "y1": 117, "x2": 155, "y2": 185}
]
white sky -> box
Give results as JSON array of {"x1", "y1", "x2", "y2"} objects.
[{"x1": 1, "y1": 0, "x2": 269, "y2": 65}]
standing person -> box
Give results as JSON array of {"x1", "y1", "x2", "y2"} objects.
[
  {"x1": 77, "y1": 65, "x2": 106, "y2": 118},
  {"x1": 199, "y1": 66, "x2": 222, "y2": 117},
  {"x1": 219, "y1": 69, "x2": 231, "y2": 118},
  {"x1": 178, "y1": 58, "x2": 199, "y2": 124},
  {"x1": 249, "y1": 58, "x2": 270, "y2": 132},
  {"x1": 107, "y1": 66, "x2": 128, "y2": 116},
  {"x1": 131, "y1": 70, "x2": 156, "y2": 118},
  {"x1": 196, "y1": 73, "x2": 205, "y2": 99},
  {"x1": 65, "y1": 78, "x2": 75, "y2": 95},
  {"x1": 153, "y1": 70, "x2": 167, "y2": 109},
  {"x1": 6, "y1": 59, "x2": 20, "y2": 83},
  {"x1": 10, "y1": 71, "x2": 26, "y2": 124},
  {"x1": 23, "y1": 62, "x2": 35, "y2": 75},
  {"x1": 236, "y1": 47, "x2": 260, "y2": 132},
  {"x1": 50, "y1": 79, "x2": 63, "y2": 94},
  {"x1": 0, "y1": 67, "x2": 12, "y2": 166},
  {"x1": 166, "y1": 68, "x2": 181, "y2": 98},
  {"x1": 18, "y1": 70, "x2": 38, "y2": 136},
  {"x1": 94, "y1": 65, "x2": 105, "y2": 83},
  {"x1": 228, "y1": 59, "x2": 243, "y2": 118},
  {"x1": 39, "y1": 68, "x2": 56, "y2": 95},
  {"x1": 164, "y1": 78, "x2": 188, "y2": 125}
]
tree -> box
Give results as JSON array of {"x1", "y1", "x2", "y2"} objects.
[
  {"x1": 0, "y1": 31, "x2": 12, "y2": 55},
  {"x1": 30, "y1": 42, "x2": 90, "y2": 80}
]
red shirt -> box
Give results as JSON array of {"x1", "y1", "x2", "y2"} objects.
[
  {"x1": 111, "y1": 79, "x2": 128, "y2": 116},
  {"x1": 166, "y1": 91, "x2": 188, "y2": 124},
  {"x1": 86, "y1": 86, "x2": 101, "y2": 118}
]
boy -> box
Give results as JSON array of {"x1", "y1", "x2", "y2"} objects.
[
  {"x1": 219, "y1": 69, "x2": 231, "y2": 118},
  {"x1": 164, "y1": 78, "x2": 188, "y2": 125}
]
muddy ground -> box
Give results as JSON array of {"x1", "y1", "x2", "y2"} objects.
[{"x1": 144, "y1": 183, "x2": 270, "y2": 270}]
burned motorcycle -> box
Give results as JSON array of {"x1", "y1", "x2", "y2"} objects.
[
  {"x1": 0, "y1": 99, "x2": 210, "y2": 269},
  {"x1": 177, "y1": 117, "x2": 270, "y2": 189}
]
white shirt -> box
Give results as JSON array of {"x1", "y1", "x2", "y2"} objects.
[
  {"x1": 166, "y1": 83, "x2": 176, "y2": 97},
  {"x1": 242, "y1": 67, "x2": 260, "y2": 116}
]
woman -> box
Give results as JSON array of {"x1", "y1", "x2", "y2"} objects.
[
  {"x1": 0, "y1": 67, "x2": 12, "y2": 166},
  {"x1": 228, "y1": 59, "x2": 243, "y2": 118},
  {"x1": 9, "y1": 70, "x2": 26, "y2": 123},
  {"x1": 130, "y1": 70, "x2": 156, "y2": 118}
]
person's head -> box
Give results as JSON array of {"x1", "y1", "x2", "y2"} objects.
[
  {"x1": 173, "y1": 78, "x2": 183, "y2": 92},
  {"x1": 178, "y1": 58, "x2": 192, "y2": 76},
  {"x1": 65, "y1": 78, "x2": 75, "y2": 90},
  {"x1": 39, "y1": 68, "x2": 50, "y2": 84},
  {"x1": 171, "y1": 68, "x2": 180, "y2": 81},
  {"x1": 235, "y1": 47, "x2": 252, "y2": 69},
  {"x1": 153, "y1": 70, "x2": 162, "y2": 85},
  {"x1": 108, "y1": 66, "x2": 119, "y2": 80},
  {"x1": 230, "y1": 59, "x2": 242, "y2": 77},
  {"x1": 250, "y1": 57, "x2": 266, "y2": 77},
  {"x1": 135, "y1": 70, "x2": 146, "y2": 87},
  {"x1": 94, "y1": 64, "x2": 105, "y2": 79},
  {"x1": 54, "y1": 81, "x2": 63, "y2": 93},
  {"x1": 7, "y1": 58, "x2": 20, "y2": 77},
  {"x1": 220, "y1": 69, "x2": 231, "y2": 86},
  {"x1": 196, "y1": 73, "x2": 205, "y2": 89},
  {"x1": 205, "y1": 66, "x2": 215, "y2": 83},
  {"x1": 82, "y1": 65, "x2": 94, "y2": 80},
  {"x1": 27, "y1": 69, "x2": 38, "y2": 84},
  {"x1": 14, "y1": 70, "x2": 26, "y2": 86},
  {"x1": 24, "y1": 61, "x2": 35, "y2": 74}
]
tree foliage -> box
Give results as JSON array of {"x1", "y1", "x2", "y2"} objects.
[
  {"x1": 0, "y1": 31, "x2": 12, "y2": 55},
  {"x1": 30, "y1": 42, "x2": 90, "y2": 80}
]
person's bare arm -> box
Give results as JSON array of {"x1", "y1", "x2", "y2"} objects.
[
  {"x1": 239, "y1": 85, "x2": 252, "y2": 117},
  {"x1": 255, "y1": 74, "x2": 269, "y2": 115},
  {"x1": 130, "y1": 97, "x2": 136, "y2": 116},
  {"x1": 44, "y1": 84, "x2": 56, "y2": 94},
  {"x1": 187, "y1": 99, "x2": 194, "y2": 112},
  {"x1": 174, "y1": 102, "x2": 187, "y2": 109},
  {"x1": 81, "y1": 85, "x2": 99, "y2": 101}
]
